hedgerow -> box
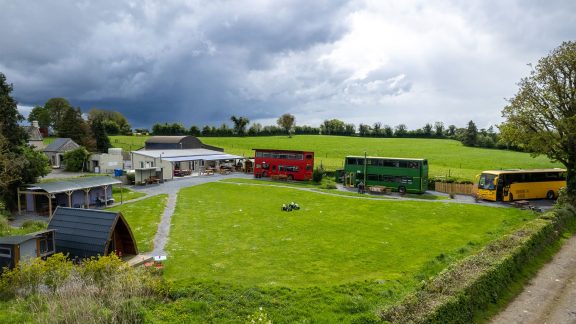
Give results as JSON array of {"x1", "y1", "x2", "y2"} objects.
[{"x1": 380, "y1": 203, "x2": 576, "y2": 323}]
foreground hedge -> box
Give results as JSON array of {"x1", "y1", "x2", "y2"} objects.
[{"x1": 380, "y1": 204, "x2": 576, "y2": 323}]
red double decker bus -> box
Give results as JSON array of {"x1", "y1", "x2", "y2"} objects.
[{"x1": 253, "y1": 149, "x2": 314, "y2": 181}]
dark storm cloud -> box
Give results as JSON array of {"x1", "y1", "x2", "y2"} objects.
[
  {"x1": 2, "y1": 0, "x2": 576, "y2": 129},
  {"x1": 1, "y1": 0, "x2": 353, "y2": 128}
]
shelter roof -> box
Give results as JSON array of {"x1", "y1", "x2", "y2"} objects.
[
  {"x1": 22, "y1": 176, "x2": 121, "y2": 194},
  {"x1": 145, "y1": 136, "x2": 188, "y2": 144},
  {"x1": 132, "y1": 148, "x2": 237, "y2": 159}
]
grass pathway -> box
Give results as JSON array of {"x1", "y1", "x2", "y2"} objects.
[{"x1": 151, "y1": 192, "x2": 178, "y2": 256}]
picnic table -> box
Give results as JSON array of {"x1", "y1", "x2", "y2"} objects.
[{"x1": 368, "y1": 186, "x2": 392, "y2": 194}]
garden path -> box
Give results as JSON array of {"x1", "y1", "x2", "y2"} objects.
[{"x1": 491, "y1": 234, "x2": 576, "y2": 324}]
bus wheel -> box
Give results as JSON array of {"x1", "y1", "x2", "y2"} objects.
[
  {"x1": 287, "y1": 175, "x2": 293, "y2": 181},
  {"x1": 546, "y1": 190, "x2": 555, "y2": 200},
  {"x1": 262, "y1": 172, "x2": 267, "y2": 177},
  {"x1": 398, "y1": 186, "x2": 406, "y2": 194},
  {"x1": 508, "y1": 193, "x2": 514, "y2": 202}
]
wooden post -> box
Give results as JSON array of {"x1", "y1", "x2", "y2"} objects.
[
  {"x1": 48, "y1": 193, "x2": 53, "y2": 218},
  {"x1": 104, "y1": 185, "x2": 109, "y2": 207},
  {"x1": 84, "y1": 188, "x2": 91, "y2": 208},
  {"x1": 66, "y1": 191, "x2": 73, "y2": 207},
  {"x1": 17, "y1": 187, "x2": 21, "y2": 215}
]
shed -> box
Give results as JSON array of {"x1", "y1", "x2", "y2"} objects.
[
  {"x1": 17, "y1": 176, "x2": 122, "y2": 216},
  {"x1": 0, "y1": 230, "x2": 56, "y2": 272},
  {"x1": 48, "y1": 207, "x2": 138, "y2": 259},
  {"x1": 144, "y1": 135, "x2": 223, "y2": 151},
  {"x1": 43, "y1": 138, "x2": 80, "y2": 168}
]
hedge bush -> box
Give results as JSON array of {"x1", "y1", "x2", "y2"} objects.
[{"x1": 380, "y1": 203, "x2": 576, "y2": 323}]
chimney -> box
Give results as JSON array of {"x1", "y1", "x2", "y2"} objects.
[{"x1": 32, "y1": 120, "x2": 39, "y2": 128}]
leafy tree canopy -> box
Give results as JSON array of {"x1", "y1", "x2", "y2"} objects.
[
  {"x1": 500, "y1": 41, "x2": 576, "y2": 198},
  {"x1": 277, "y1": 114, "x2": 296, "y2": 136}
]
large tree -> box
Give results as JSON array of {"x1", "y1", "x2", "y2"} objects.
[
  {"x1": 44, "y1": 97, "x2": 74, "y2": 134},
  {"x1": 27, "y1": 105, "x2": 51, "y2": 131},
  {"x1": 277, "y1": 113, "x2": 296, "y2": 137},
  {"x1": 88, "y1": 108, "x2": 132, "y2": 135},
  {"x1": 230, "y1": 115, "x2": 250, "y2": 136},
  {"x1": 0, "y1": 73, "x2": 27, "y2": 150},
  {"x1": 90, "y1": 116, "x2": 112, "y2": 153},
  {"x1": 500, "y1": 41, "x2": 576, "y2": 199},
  {"x1": 59, "y1": 107, "x2": 96, "y2": 151},
  {"x1": 0, "y1": 73, "x2": 50, "y2": 210},
  {"x1": 462, "y1": 120, "x2": 478, "y2": 147}
]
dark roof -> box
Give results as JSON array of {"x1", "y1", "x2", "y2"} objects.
[
  {"x1": 0, "y1": 230, "x2": 54, "y2": 245},
  {"x1": 24, "y1": 126, "x2": 43, "y2": 141},
  {"x1": 145, "y1": 136, "x2": 188, "y2": 144},
  {"x1": 23, "y1": 176, "x2": 121, "y2": 194},
  {"x1": 253, "y1": 148, "x2": 313, "y2": 153},
  {"x1": 47, "y1": 207, "x2": 136, "y2": 258},
  {"x1": 43, "y1": 138, "x2": 78, "y2": 152}
]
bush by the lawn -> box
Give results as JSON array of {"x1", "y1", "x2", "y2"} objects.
[{"x1": 380, "y1": 203, "x2": 576, "y2": 323}]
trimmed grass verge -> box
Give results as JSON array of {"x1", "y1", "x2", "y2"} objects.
[
  {"x1": 380, "y1": 204, "x2": 576, "y2": 323},
  {"x1": 108, "y1": 194, "x2": 167, "y2": 252}
]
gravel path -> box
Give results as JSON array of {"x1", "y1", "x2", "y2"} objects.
[
  {"x1": 150, "y1": 192, "x2": 177, "y2": 256},
  {"x1": 491, "y1": 234, "x2": 576, "y2": 324}
]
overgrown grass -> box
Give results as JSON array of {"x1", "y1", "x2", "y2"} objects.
[
  {"x1": 112, "y1": 186, "x2": 147, "y2": 203},
  {"x1": 110, "y1": 135, "x2": 560, "y2": 180},
  {"x1": 157, "y1": 182, "x2": 534, "y2": 322},
  {"x1": 108, "y1": 194, "x2": 167, "y2": 252}
]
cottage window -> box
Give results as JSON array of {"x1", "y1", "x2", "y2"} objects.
[{"x1": 0, "y1": 247, "x2": 10, "y2": 258}]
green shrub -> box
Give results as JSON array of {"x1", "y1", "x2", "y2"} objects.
[
  {"x1": 312, "y1": 167, "x2": 323, "y2": 183},
  {"x1": 0, "y1": 253, "x2": 168, "y2": 322},
  {"x1": 63, "y1": 147, "x2": 90, "y2": 171},
  {"x1": 126, "y1": 172, "x2": 135, "y2": 185},
  {"x1": 21, "y1": 220, "x2": 47, "y2": 232}
]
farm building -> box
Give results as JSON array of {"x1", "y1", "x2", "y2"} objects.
[
  {"x1": 24, "y1": 121, "x2": 44, "y2": 150},
  {"x1": 144, "y1": 135, "x2": 223, "y2": 151},
  {"x1": 48, "y1": 207, "x2": 138, "y2": 259},
  {"x1": 0, "y1": 230, "x2": 56, "y2": 272},
  {"x1": 17, "y1": 176, "x2": 121, "y2": 216},
  {"x1": 131, "y1": 148, "x2": 244, "y2": 183},
  {"x1": 87, "y1": 148, "x2": 129, "y2": 174},
  {"x1": 43, "y1": 138, "x2": 80, "y2": 168}
]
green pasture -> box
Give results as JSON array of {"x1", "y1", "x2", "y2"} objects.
[
  {"x1": 112, "y1": 186, "x2": 146, "y2": 203},
  {"x1": 158, "y1": 182, "x2": 534, "y2": 322},
  {"x1": 110, "y1": 135, "x2": 559, "y2": 180},
  {"x1": 108, "y1": 194, "x2": 167, "y2": 252}
]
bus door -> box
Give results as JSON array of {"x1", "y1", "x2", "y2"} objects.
[{"x1": 496, "y1": 176, "x2": 504, "y2": 201}]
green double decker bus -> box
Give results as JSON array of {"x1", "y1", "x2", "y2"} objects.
[{"x1": 340, "y1": 156, "x2": 428, "y2": 194}]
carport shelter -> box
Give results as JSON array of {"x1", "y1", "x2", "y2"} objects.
[
  {"x1": 17, "y1": 176, "x2": 121, "y2": 216},
  {"x1": 48, "y1": 207, "x2": 138, "y2": 259}
]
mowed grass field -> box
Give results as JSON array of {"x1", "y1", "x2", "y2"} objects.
[
  {"x1": 108, "y1": 194, "x2": 167, "y2": 252},
  {"x1": 110, "y1": 135, "x2": 560, "y2": 180},
  {"x1": 156, "y1": 182, "x2": 535, "y2": 322}
]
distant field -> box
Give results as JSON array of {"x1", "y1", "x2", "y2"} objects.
[
  {"x1": 109, "y1": 135, "x2": 560, "y2": 180},
  {"x1": 157, "y1": 182, "x2": 535, "y2": 322}
]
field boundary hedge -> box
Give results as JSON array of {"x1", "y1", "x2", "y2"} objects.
[{"x1": 380, "y1": 204, "x2": 576, "y2": 323}]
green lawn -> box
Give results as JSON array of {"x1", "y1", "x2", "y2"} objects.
[
  {"x1": 108, "y1": 194, "x2": 167, "y2": 252},
  {"x1": 157, "y1": 182, "x2": 534, "y2": 322},
  {"x1": 112, "y1": 186, "x2": 147, "y2": 203},
  {"x1": 110, "y1": 135, "x2": 559, "y2": 180}
]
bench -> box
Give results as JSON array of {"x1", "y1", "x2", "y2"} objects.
[
  {"x1": 271, "y1": 174, "x2": 288, "y2": 181},
  {"x1": 147, "y1": 176, "x2": 160, "y2": 184}
]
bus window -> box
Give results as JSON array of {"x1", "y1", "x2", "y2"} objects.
[
  {"x1": 479, "y1": 174, "x2": 496, "y2": 190},
  {"x1": 261, "y1": 163, "x2": 270, "y2": 170},
  {"x1": 306, "y1": 154, "x2": 313, "y2": 160}
]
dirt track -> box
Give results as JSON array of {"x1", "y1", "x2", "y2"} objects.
[{"x1": 491, "y1": 234, "x2": 576, "y2": 324}]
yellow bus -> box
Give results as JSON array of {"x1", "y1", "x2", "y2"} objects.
[{"x1": 475, "y1": 169, "x2": 566, "y2": 202}]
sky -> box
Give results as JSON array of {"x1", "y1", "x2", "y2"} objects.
[{"x1": 1, "y1": 0, "x2": 574, "y2": 130}]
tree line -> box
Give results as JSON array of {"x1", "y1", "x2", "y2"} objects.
[{"x1": 150, "y1": 116, "x2": 506, "y2": 150}]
